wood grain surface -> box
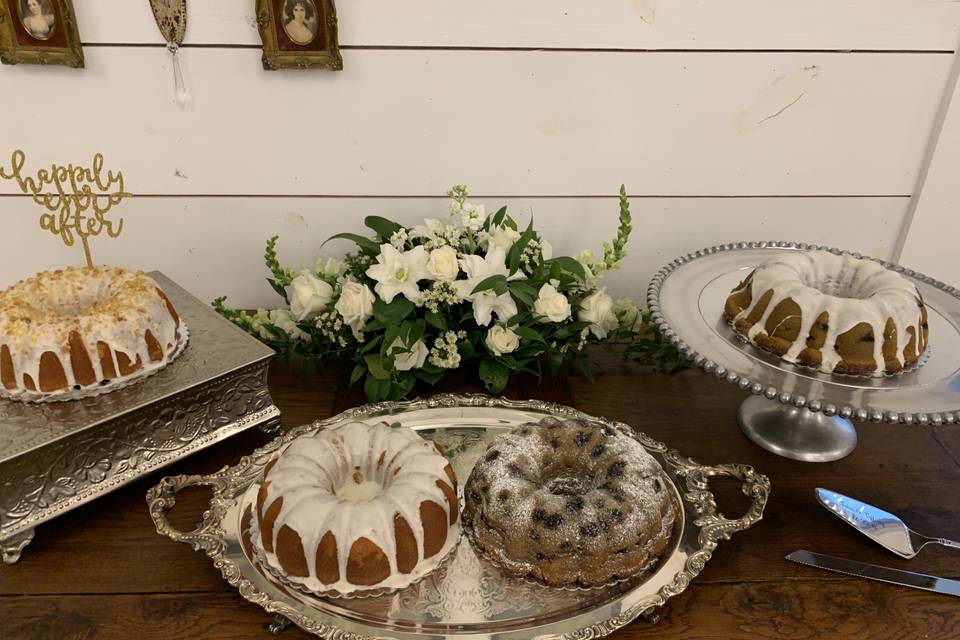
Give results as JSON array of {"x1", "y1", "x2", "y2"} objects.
[{"x1": 1, "y1": 354, "x2": 958, "y2": 639}]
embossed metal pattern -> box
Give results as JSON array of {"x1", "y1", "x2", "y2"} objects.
[
  {"x1": 0, "y1": 273, "x2": 279, "y2": 560},
  {"x1": 149, "y1": 394, "x2": 769, "y2": 640},
  {"x1": 647, "y1": 241, "x2": 960, "y2": 425}
]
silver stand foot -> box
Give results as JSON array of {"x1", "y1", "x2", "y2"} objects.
[
  {"x1": 266, "y1": 614, "x2": 292, "y2": 634},
  {"x1": 737, "y1": 395, "x2": 857, "y2": 462},
  {"x1": 1, "y1": 529, "x2": 34, "y2": 564}
]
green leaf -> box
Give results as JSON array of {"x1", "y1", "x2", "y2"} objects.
[
  {"x1": 576, "y1": 357, "x2": 595, "y2": 383},
  {"x1": 490, "y1": 206, "x2": 508, "y2": 228},
  {"x1": 544, "y1": 256, "x2": 586, "y2": 281},
  {"x1": 364, "y1": 354, "x2": 391, "y2": 380},
  {"x1": 548, "y1": 352, "x2": 565, "y2": 375},
  {"x1": 364, "y1": 375, "x2": 392, "y2": 402},
  {"x1": 364, "y1": 216, "x2": 403, "y2": 240},
  {"x1": 403, "y1": 319, "x2": 426, "y2": 347},
  {"x1": 425, "y1": 311, "x2": 447, "y2": 331},
  {"x1": 322, "y1": 232, "x2": 380, "y2": 255},
  {"x1": 414, "y1": 368, "x2": 445, "y2": 385},
  {"x1": 471, "y1": 274, "x2": 508, "y2": 296},
  {"x1": 359, "y1": 335, "x2": 383, "y2": 354},
  {"x1": 508, "y1": 280, "x2": 537, "y2": 307},
  {"x1": 373, "y1": 297, "x2": 416, "y2": 326},
  {"x1": 514, "y1": 326, "x2": 545, "y2": 342},
  {"x1": 363, "y1": 319, "x2": 385, "y2": 333},
  {"x1": 389, "y1": 373, "x2": 417, "y2": 400},
  {"x1": 349, "y1": 362, "x2": 366, "y2": 386},
  {"x1": 507, "y1": 219, "x2": 536, "y2": 274},
  {"x1": 479, "y1": 358, "x2": 510, "y2": 394},
  {"x1": 266, "y1": 278, "x2": 289, "y2": 302}
]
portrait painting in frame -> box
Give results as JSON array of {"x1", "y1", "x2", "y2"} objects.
[
  {"x1": 256, "y1": 0, "x2": 342, "y2": 71},
  {"x1": 0, "y1": 0, "x2": 83, "y2": 68}
]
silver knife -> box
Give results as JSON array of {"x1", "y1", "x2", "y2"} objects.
[
  {"x1": 786, "y1": 550, "x2": 960, "y2": 597},
  {"x1": 815, "y1": 487, "x2": 960, "y2": 559}
]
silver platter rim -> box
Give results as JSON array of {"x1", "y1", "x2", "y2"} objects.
[
  {"x1": 648, "y1": 240, "x2": 960, "y2": 426},
  {"x1": 147, "y1": 394, "x2": 769, "y2": 640}
]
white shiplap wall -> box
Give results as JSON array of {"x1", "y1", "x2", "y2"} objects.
[{"x1": 1, "y1": 1, "x2": 958, "y2": 306}]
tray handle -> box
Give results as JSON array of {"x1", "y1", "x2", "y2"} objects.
[
  {"x1": 685, "y1": 463, "x2": 770, "y2": 541},
  {"x1": 146, "y1": 474, "x2": 227, "y2": 554}
]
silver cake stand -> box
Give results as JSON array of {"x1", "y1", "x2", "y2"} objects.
[{"x1": 648, "y1": 241, "x2": 960, "y2": 462}]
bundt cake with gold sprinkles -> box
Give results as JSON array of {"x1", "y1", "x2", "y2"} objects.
[{"x1": 0, "y1": 266, "x2": 186, "y2": 402}]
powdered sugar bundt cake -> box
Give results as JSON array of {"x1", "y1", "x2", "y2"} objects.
[
  {"x1": 0, "y1": 266, "x2": 186, "y2": 402},
  {"x1": 725, "y1": 250, "x2": 929, "y2": 375},
  {"x1": 255, "y1": 421, "x2": 460, "y2": 596},
  {"x1": 463, "y1": 416, "x2": 676, "y2": 588}
]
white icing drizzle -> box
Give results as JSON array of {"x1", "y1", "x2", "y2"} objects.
[
  {"x1": 731, "y1": 251, "x2": 927, "y2": 374},
  {"x1": 0, "y1": 266, "x2": 182, "y2": 399},
  {"x1": 257, "y1": 421, "x2": 458, "y2": 594}
]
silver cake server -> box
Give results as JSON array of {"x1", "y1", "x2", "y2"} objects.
[
  {"x1": 786, "y1": 550, "x2": 960, "y2": 597},
  {"x1": 816, "y1": 488, "x2": 960, "y2": 559}
]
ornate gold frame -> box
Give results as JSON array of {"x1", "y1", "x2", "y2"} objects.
[
  {"x1": 0, "y1": 0, "x2": 83, "y2": 68},
  {"x1": 256, "y1": 0, "x2": 342, "y2": 71}
]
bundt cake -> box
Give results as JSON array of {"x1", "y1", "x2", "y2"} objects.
[
  {"x1": 725, "y1": 250, "x2": 929, "y2": 375},
  {"x1": 0, "y1": 266, "x2": 186, "y2": 402},
  {"x1": 254, "y1": 421, "x2": 460, "y2": 596},
  {"x1": 462, "y1": 416, "x2": 676, "y2": 588}
]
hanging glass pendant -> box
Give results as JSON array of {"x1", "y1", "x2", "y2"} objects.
[{"x1": 150, "y1": 0, "x2": 188, "y2": 108}]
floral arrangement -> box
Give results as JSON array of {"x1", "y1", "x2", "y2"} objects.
[{"x1": 214, "y1": 186, "x2": 685, "y2": 401}]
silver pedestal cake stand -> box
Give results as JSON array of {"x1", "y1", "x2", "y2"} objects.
[{"x1": 648, "y1": 241, "x2": 960, "y2": 462}]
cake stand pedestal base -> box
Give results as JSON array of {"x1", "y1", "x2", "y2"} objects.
[{"x1": 737, "y1": 395, "x2": 858, "y2": 462}]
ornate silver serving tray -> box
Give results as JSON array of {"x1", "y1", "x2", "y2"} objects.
[
  {"x1": 148, "y1": 394, "x2": 769, "y2": 640},
  {"x1": 0, "y1": 272, "x2": 280, "y2": 563}
]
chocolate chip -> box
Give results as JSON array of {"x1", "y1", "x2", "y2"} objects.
[
  {"x1": 549, "y1": 438, "x2": 561, "y2": 449},
  {"x1": 575, "y1": 431, "x2": 592, "y2": 447},
  {"x1": 607, "y1": 462, "x2": 626, "y2": 478},
  {"x1": 532, "y1": 508, "x2": 547, "y2": 522},
  {"x1": 591, "y1": 444, "x2": 606, "y2": 458},
  {"x1": 543, "y1": 513, "x2": 563, "y2": 529},
  {"x1": 610, "y1": 509, "x2": 623, "y2": 523},
  {"x1": 499, "y1": 490, "x2": 511, "y2": 501},
  {"x1": 653, "y1": 479, "x2": 663, "y2": 493},
  {"x1": 519, "y1": 428, "x2": 531, "y2": 436},
  {"x1": 565, "y1": 497, "x2": 584, "y2": 513},
  {"x1": 579, "y1": 523, "x2": 599, "y2": 537},
  {"x1": 559, "y1": 541, "x2": 572, "y2": 551},
  {"x1": 508, "y1": 463, "x2": 526, "y2": 480},
  {"x1": 485, "y1": 449, "x2": 500, "y2": 462},
  {"x1": 529, "y1": 529, "x2": 542, "y2": 542}
]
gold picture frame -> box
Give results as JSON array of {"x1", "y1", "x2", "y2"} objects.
[
  {"x1": 0, "y1": 0, "x2": 83, "y2": 68},
  {"x1": 256, "y1": 0, "x2": 342, "y2": 71}
]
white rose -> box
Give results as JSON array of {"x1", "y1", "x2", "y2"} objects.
[
  {"x1": 534, "y1": 282, "x2": 571, "y2": 323},
  {"x1": 485, "y1": 325, "x2": 519, "y2": 356},
  {"x1": 578, "y1": 289, "x2": 618, "y2": 339},
  {"x1": 286, "y1": 271, "x2": 333, "y2": 322},
  {"x1": 488, "y1": 225, "x2": 521, "y2": 253},
  {"x1": 390, "y1": 337, "x2": 429, "y2": 371},
  {"x1": 335, "y1": 280, "x2": 375, "y2": 338},
  {"x1": 427, "y1": 245, "x2": 459, "y2": 281},
  {"x1": 269, "y1": 309, "x2": 311, "y2": 342}
]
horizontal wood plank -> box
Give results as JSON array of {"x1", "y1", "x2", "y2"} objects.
[
  {"x1": 0, "y1": 49, "x2": 950, "y2": 197},
  {"x1": 71, "y1": 0, "x2": 960, "y2": 51},
  {"x1": 2, "y1": 579, "x2": 958, "y2": 639},
  {"x1": 1, "y1": 196, "x2": 908, "y2": 307}
]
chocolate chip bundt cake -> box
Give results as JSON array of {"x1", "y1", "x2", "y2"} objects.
[
  {"x1": 462, "y1": 416, "x2": 676, "y2": 588},
  {"x1": 725, "y1": 250, "x2": 928, "y2": 375},
  {"x1": 255, "y1": 421, "x2": 460, "y2": 596}
]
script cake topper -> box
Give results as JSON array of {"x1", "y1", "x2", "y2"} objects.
[{"x1": 0, "y1": 149, "x2": 130, "y2": 268}]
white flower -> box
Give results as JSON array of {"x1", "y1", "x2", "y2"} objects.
[
  {"x1": 449, "y1": 201, "x2": 463, "y2": 216},
  {"x1": 315, "y1": 256, "x2": 346, "y2": 281},
  {"x1": 249, "y1": 308, "x2": 272, "y2": 340},
  {"x1": 366, "y1": 244, "x2": 430, "y2": 303},
  {"x1": 389, "y1": 337, "x2": 429, "y2": 371},
  {"x1": 335, "y1": 280, "x2": 375, "y2": 338},
  {"x1": 574, "y1": 249, "x2": 598, "y2": 285},
  {"x1": 286, "y1": 271, "x2": 334, "y2": 322},
  {"x1": 485, "y1": 325, "x2": 519, "y2": 356},
  {"x1": 578, "y1": 289, "x2": 618, "y2": 338},
  {"x1": 460, "y1": 203, "x2": 485, "y2": 231},
  {"x1": 389, "y1": 228, "x2": 409, "y2": 250},
  {"x1": 613, "y1": 298, "x2": 643, "y2": 334},
  {"x1": 540, "y1": 240, "x2": 554, "y2": 260},
  {"x1": 426, "y1": 245, "x2": 459, "y2": 281},
  {"x1": 410, "y1": 218, "x2": 445, "y2": 240},
  {"x1": 534, "y1": 282, "x2": 571, "y2": 323},
  {"x1": 455, "y1": 246, "x2": 518, "y2": 326},
  {"x1": 269, "y1": 309, "x2": 311, "y2": 342},
  {"x1": 486, "y1": 224, "x2": 521, "y2": 253}
]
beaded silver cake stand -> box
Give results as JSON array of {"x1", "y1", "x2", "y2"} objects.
[{"x1": 648, "y1": 241, "x2": 960, "y2": 463}]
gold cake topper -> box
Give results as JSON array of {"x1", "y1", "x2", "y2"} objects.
[{"x1": 0, "y1": 149, "x2": 130, "y2": 268}]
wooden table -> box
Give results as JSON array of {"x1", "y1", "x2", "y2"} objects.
[{"x1": 2, "y1": 355, "x2": 959, "y2": 639}]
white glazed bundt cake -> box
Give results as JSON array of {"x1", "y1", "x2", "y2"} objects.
[
  {"x1": 725, "y1": 250, "x2": 928, "y2": 375},
  {"x1": 255, "y1": 421, "x2": 460, "y2": 596},
  {"x1": 0, "y1": 266, "x2": 186, "y2": 401}
]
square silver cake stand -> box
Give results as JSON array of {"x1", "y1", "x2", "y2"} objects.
[{"x1": 0, "y1": 272, "x2": 281, "y2": 563}]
